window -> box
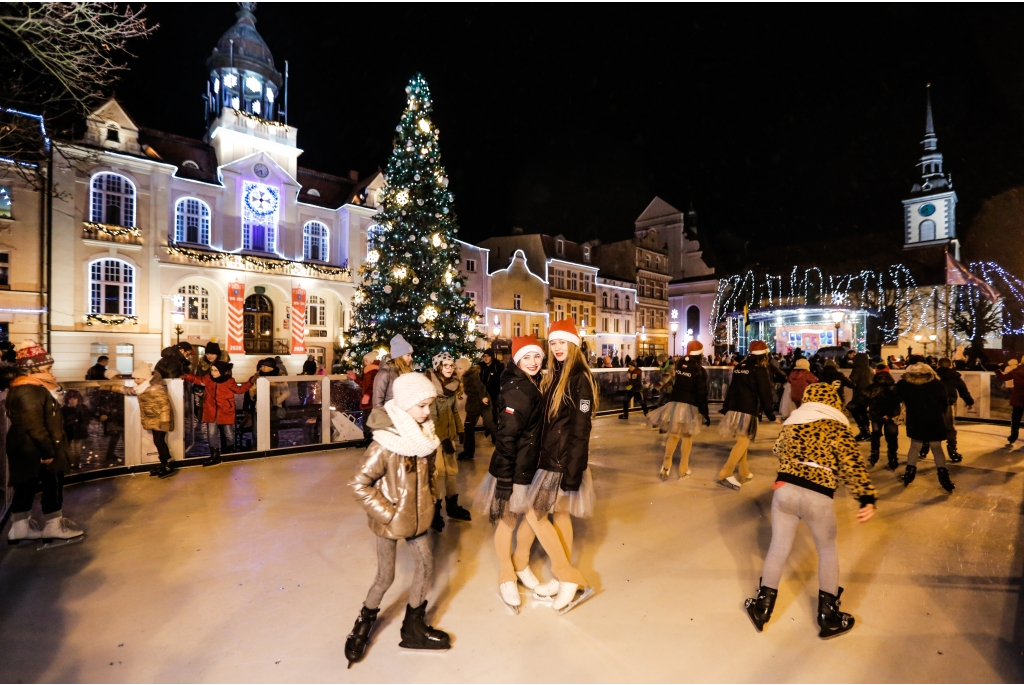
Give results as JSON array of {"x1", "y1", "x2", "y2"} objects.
[
  {"x1": 614, "y1": 319, "x2": 620, "y2": 333},
  {"x1": 175, "y1": 197, "x2": 211, "y2": 245},
  {"x1": 514, "y1": 322, "x2": 522, "y2": 337},
  {"x1": 583, "y1": 246, "x2": 591, "y2": 262},
  {"x1": 655, "y1": 283, "x2": 663, "y2": 300},
  {"x1": 243, "y1": 294, "x2": 274, "y2": 354},
  {"x1": 556, "y1": 303, "x2": 564, "y2": 321},
  {"x1": 0, "y1": 186, "x2": 11, "y2": 218},
  {"x1": 0, "y1": 252, "x2": 8, "y2": 288},
  {"x1": 645, "y1": 254, "x2": 651, "y2": 268},
  {"x1": 465, "y1": 259, "x2": 476, "y2": 273},
  {"x1": 466, "y1": 291, "x2": 477, "y2": 304},
  {"x1": 242, "y1": 181, "x2": 280, "y2": 252},
  {"x1": 584, "y1": 307, "x2": 590, "y2": 325},
  {"x1": 513, "y1": 293, "x2": 522, "y2": 310},
  {"x1": 625, "y1": 296, "x2": 631, "y2": 311},
  {"x1": 182, "y1": 160, "x2": 200, "y2": 170},
  {"x1": 90, "y1": 172, "x2": 135, "y2": 227},
  {"x1": 556, "y1": 239, "x2": 564, "y2": 255},
  {"x1": 532, "y1": 323, "x2": 540, "y2": 337},
  {"x1": 307, "y1": 346, "x2": 326, "y2": 369},
  {"x1": 919, "y1": 219, "x2": 936, "y2": 242},
  {"x1": 106, "y1": 126, "x2": 120, "y2": 142},
  {"x1": 303, "y1": 221, "x2": 330, "y2": 261},
  {"x1": 602, "y1": 317, "x2": 608, "y2": 332},
  {"x1": 687, "y1": 305, "x2": 701, "y2": 337},
  {"x1": 625, "y1": 320, "x2": 631, "y2": 334},
  {"x1": 583, "y1": 274, "x2": 592, "y2": 293},
  {"x1": 89, "y1": 258, "x2": 134, "y2": 315},
  {"x1": 602, "y1": 292, "x2": 608, "y2": 308},
  {"x1": 570, "y1": 272, "x2": 578, "y2": 291},
  {"x1": 115, "y1": 343, "x2": 133, "y2": 375},
  {"x1": 655, "y1": 256, "x2": 660, "y2": 270},
  {"x1": 177, "y1": 285, "x2": 209, "y2": 320},
  {"x1": 571, "y1": 305, "x2": 578, "y2": 321},
  {"x1": 614, "y1": 293, "x2": 620, "y2": 309},
  {"x1": 554, "y1": 269, "x2": 565, "y2": 290},
  {"x1": 307, "y1": 295, "x2": 329, "y2": 337}
]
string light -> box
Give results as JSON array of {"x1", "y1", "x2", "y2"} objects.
[
  {"x1": 165, "y1": 246, "x2": 351, "y2": 278},
  {"x1": 86, "y1": 313, "x2": 139, "y2": 326},
  {"x1": 83, "y1": 222, "x2": 141, "y2": 239}
]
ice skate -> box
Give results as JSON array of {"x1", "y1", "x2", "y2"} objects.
[
  {"x1": 681, "y1": 469, "x2": 692, "y2": 479},
  {"x1": 430, "y1": 500, "x2": 445, "y2": 533},
  {"x1": 744, "y1": 582, "x2": 778, "y2": 632},
  {"x1": 937, "y1": 467, "x2": 955, "y2": 492},
  {"x1": 868, "y1": 448, "x2": 879, "y2": 467},
  {"x1": 344, "y1": 605, "x2": 379, "y2": 668},
  {"x1": 202, "y1": 448, "x2": 221, "y2": 467},
  {"x1": 516, "y1": 567, "x2": 558, "y2": 597},
  {"x1": 552, "y1": 582, "x2": 595, "y2": 614},
  {"x1": 659, "y1": 465, "x2": 670, "y2": 481},
  {"x1": 499, "y1": 581, "x2": 521, "y2": 614},
  {"x1": 817, "y1": 588, "x2": 855, "y2": 639},
  {"x1": 40, "y1": 514, "x2": 84, "y2": 545},
  {"x1": 445, "y1": 495, "x2": 472, "y2": 522},
  {"x1": 902, "y1": 464, "x2": 917, "y2": 487},
  {"x1": 887, "y1": 453, "x2": 899, "y2": 471},
  {"x1": 399, "y1": 601, "x2": 450, "y2": 650},
  {"x1": 7, "y1": 513, "x2": 42, "y2": 546},
  {"x1": 743, "y1": 472, "x2": 755, "y2": 482},
  {"x1": 717, "y1": 476, "x2": 742, "y2": 491}
]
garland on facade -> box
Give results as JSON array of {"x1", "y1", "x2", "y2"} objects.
[
  {"x1": 232, "y1": 108, "x2": 290, "y2": 130},
  {"x1": 86, "y1": 313, "x2": 139, "y2": 326},
  {"x1": 164, "y1": 245, "x2": 351, "y2": 278},
  {"x1": 83, "y1": 222, "x2": 141, "y2": 238}
]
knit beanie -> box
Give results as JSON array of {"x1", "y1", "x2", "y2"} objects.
[
  {"x1": 212, "y1": 360, "x2": 233, "y2": 377},
  {"x1": 454, "y1": 357, "x2": 472, "y2": 373},
  {"x1": 105, "y1": 368, "x2": 121, "y2": 380},
  {"x1": 392, "y1": 372, "x2": 437, "y2": 411},
  {"x1": 363, "y1": 350, "x2": 379, "y2": 366},
  {"x1": 548, "y1": 318, "x2": 581, "y2": 347},
  {"x1": 390, "y1": 334, "x2": 413, "y2": 359},
  {"x1": 512, "y1": 336, "x2": 543, "y2": 364},
  {"x1": 749, "y1": 340, "x2": 769, "y2": 355},
  {"x1": 15, "y1": 339, "x2": 53, "y2": 369},
  {"x1": 132, "y1": 362, "x2": 153, "y2": 383},
  {"x1": 205, "y1": 341, "x2": 221, "y2": 357},
  {"x1": 177, "y1": 341, "x2": 194, "y2": 352},
  {"x1": 795, "y1": 358, "x2": 811, "y2": 371},
  {"x1": 685, "y1": 340, "x2": 704, "y2": 355}
]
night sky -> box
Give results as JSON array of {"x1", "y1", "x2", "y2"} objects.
[{"x1": 116, "y1": 4, "x2": 1024, "y2": 262}]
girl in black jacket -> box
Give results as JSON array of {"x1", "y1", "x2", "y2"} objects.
[
  {"x1": 525, "y1": 319, "x2": 596, "y2": 614},
  {"x1": 475, "y1": 336, "x2": 559, "y2": 613},
  {"x1": 718, "y1": 341, "x2": 778, "y2": 490},
  {"x1": 649, "y1": 340, "x2": 710, "y2": 480},
  {"x1": 895, "y1": 362, "x2": 955, "y2": 492}
]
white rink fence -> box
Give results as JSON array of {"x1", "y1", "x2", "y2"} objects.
[{"x1": 0, "y1": 367, "x2": 1010, "y2": 522}]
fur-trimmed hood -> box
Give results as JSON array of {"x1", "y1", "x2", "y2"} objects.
[{"x1": 903, "y1": 362, "x2": 938, "y2": 384}]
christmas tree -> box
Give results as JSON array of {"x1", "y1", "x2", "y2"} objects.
[{"x1": 347, "y1": 74, "x2": 480, "y2": 367}]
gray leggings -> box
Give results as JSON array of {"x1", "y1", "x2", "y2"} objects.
[
  {"x1": 761, "y1": 483, "x2": 839, "y2": 595},
  {"x1": 908, "y1": 439, "x2": 946, "y2": 468},
  {"x1": 364, "y1": 533, "x2": 433, "y2": 610}
]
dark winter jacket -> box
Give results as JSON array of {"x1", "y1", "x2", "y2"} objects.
[
  {"x1": 625, "y1": 367, "x2": 643, "y2": 392},
  {"x1": 6, "y1": 380, "x2": 72, "y2": 486},
  {"x1": 489, "y1": 364, "x2": 544, "y2": 486},
  {"x1": 182, "y1": 372, "x2": 253, "y2": 425},
  {"x1": 862, "y1": 371, "x2": 902, "y2": 423},
  {"x1": 85, "y1": 363, "x2": 108, "y2": 381},
  {"x1": 372, "y1": 360, "x2": 403, "y2": 409},
  {"x1": 154, "y1": 346, "x2": 189, "y2": 380},
  {"x1": 479, "y1": 359, "x2": 505, "y2": 400},
  {"x1": 668, "y1": 355, "x2": 709, "y2": 419},
  {"x1": 61, "y1": 402, "x2": 92, "y2": 440},
  {"x1": 538, "y1": 361, "x2": 595, "y2": 492},
  {"x1": 996, "y1": 365, "x2": 1024, "y2": 407},
  {"x1": 895, "y1": 363, "x2": 948, "y2": 441},
  {"x1": 818, "y1": 364, "x2": 856, "y2": 399},
  {"x1": 721, "y1": 357, "x2": 776, "y2": 421},
  {"x1": 461, "y1": 365, "x2": 489, "y2": 416},
  {"x1": 936, "y1": 367, "x2": 973, "y2": 408},
  {"x1": 849, "y1": 353, "x2": 874, "y2": 395}
]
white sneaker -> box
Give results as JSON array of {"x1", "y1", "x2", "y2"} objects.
[
  {"x1": 41, "y1": 515, "x2": 84, "y2": 541},
  {"x1": 516, "y1": 567, "x2": 540, "y2": 590},
  {"x1": 499, "y1": 581, "x2": 521, "y2": 613},
  {"x1": 7, "y1": 515, "x2": 42, "y2": 544}
]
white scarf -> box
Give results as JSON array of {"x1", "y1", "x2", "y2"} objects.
[
  {"x1": 372, "y1": 400, "x2": 441, "y2": 457},
  {"x1": 784, "y1": 401, "x2": 849, "y2": 427}
]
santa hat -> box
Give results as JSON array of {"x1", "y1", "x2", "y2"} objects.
[
  {"x1": 15, "y1": 339, "x2": 53, "y2": 369},
  {"x1": 749, "y1": 340, "x2": 769, "y2": 355},
  {"x1": 685, "y1": 340, "x2": 704, "y2": 355},
  {"x1": 548, "y1": 318, "x2": 581, "y2": 347},
  {"x1": 512, "y1": 335, "x2": 543, "y2": 364}
]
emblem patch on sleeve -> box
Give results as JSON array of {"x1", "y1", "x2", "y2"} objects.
[
  {"x1": 505, "y1": 407, "x2": 515, "y2": 414},
  {"x1": 579, "y1": 399, "x2": 591, "y2": 413}
]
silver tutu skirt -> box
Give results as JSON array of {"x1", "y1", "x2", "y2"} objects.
[
  {"x1": 719, "y1": 410, "x2": 758, "y2": 440},
  {"x1": 475, "y1": 473, "x2": 531, "y2": 526},
  {"x1": 648, "y1": 402, "x2": 703, "y2": 437},
  {"x1": 527, "y1": 468, "x2": 595, "y2": 519}
]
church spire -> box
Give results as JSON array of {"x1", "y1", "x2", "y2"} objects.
[
  {"x1": 916, "y1": 84, "x2": 946, "y2": 187},
  {"x1": 923, "y1": 83, "x2": 937, "y2": 150}
]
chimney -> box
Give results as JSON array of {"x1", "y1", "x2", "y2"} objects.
[
  {"x1": 348, "y1": 170, "x2": 359, "y2": 181},
  {"x1": 511, "y1": 226, "x2": 524, "y2": 235}
]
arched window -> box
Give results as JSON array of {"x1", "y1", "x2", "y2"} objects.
[
  {"x1": 306, "y1": 295, "x2": 328, "y2": 338},
  {"x1": 89, "y1": 258, "x2": 134, "y2": 315},
  {"x1": 174, "y1": 198, "x2": 211, "y2": 245},
  {"x1": 90, "y1": 172, "x2": 135, "y2": 227},
  {"x1": 243, "y1": 294, "x2": 273, "y2": 354},
  {"x1": 177, "y1": 284, "x2": 210, "y2": 320},
  {"x1": 919, "y1": 220, "x2": 936, "y2": 242},
  {"x1": 602, "y1": 292, "x2": 608, "y2": 308},
  {"x1": 303, "y1": 221, "x2": 329, "y2": 261},
  {"x1": 686, "y1": 305, "x2": 701, "y2": 338},
  {"x1": 614, "y1": 293, "x2": 620, "y2": 309}
]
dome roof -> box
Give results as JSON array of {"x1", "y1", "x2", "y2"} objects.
[{"x1": 206, "y1": 3, "x2": 282, "y2": 88}]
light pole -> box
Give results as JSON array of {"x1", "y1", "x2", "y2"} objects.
[
  {"x1": 830, "y1": 310, "x2": 845, "y2": 347},
  {"x1": 913, "y1": 333, "x2": 922, "y2": 355},
  {"x1": 171, "y1": 311, "x2": 185, "y2": 345},
  {"x1": 670, "y1": 309, "x2": 679, "y2": 357}
]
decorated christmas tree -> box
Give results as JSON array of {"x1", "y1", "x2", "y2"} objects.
[{"x1": 347, "y1": 74, "x2": 480, "y2": 367}]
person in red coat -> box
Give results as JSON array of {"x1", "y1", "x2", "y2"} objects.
[
  {"x1": 996, "y1": 357, "x2": 1024, "y2": 446},
  {"x1": 358, "y1": 351, "x2": 380, "y2": 444},
  {"x1": 183, "y1": 361, "x2": 253, "y2": 466}
]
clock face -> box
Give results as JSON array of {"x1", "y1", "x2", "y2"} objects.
[
  {"x1": 918, "y1": 203, "x2": 936, "y2": 217},
  {"x1": 244, "y1": 183, "x2": 278, "y2": 217},
  {"x1": 253, "y1": 163, "x2": 270, "y2": 179}
]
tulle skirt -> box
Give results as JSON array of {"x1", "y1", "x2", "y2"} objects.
[
  {"x1": 527, "y1": 468, "x2": 595, "y2": 519},
  {"x1": 719, "y1": 410, "x2": 758, "y2": 440},
  {"x1": 648, "y1": 402, "x2": 703, "y2": 437},
  {"x1": 474, "y1": 473, "x2": 532, "y2": 526}
]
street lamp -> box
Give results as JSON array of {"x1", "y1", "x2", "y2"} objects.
[
  {"x1": 640, "y1": 326, "x2": 648, "y2": 357},
  {"x1": 830, "y1": 310, "x2": 845, "y2": 346},
  {"x1": 171, "y1": 311, "x2": 185, "y2": 345},
  {"x1": 670, "y1": 309, "x2": 679, "y2": 356}
]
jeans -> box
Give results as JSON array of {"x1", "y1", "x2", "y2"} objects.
[
  {"x1": 870, "y1": 419, "x2": 898, "y2": 456},
  {"x1": 205, "y1": 423, "x2": 234, "y2": 452},
  {"x1": 364, "y1": 533, "x2": 433, "y2": 610},
  {"x1": 11, "y1": 466, "x2": 65, "y2": 516},
  {"x1": 462, "y1": 407, "x2": 496, "y2": 457}
]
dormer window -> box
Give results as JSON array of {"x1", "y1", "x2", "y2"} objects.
[
  {"x1": 556, "y1": 239, "x2": 565, "y2": 255},
  {"x1": 583, "y1": 246, "x2": 591, "y2": 262},
  {"x1": 106, "y1": 126, "x2": 120, "y2": 142},
  {"x1": 182, "y1": 160, "x2": 200, "y2": 170}
]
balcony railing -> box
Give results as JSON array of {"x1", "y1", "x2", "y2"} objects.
[
  {"x1": 83, "y1": 222, "x2": 142, "y2": 245},
  {"x1": 164, "y1": 245, "x2": 352, "y2": 281}
]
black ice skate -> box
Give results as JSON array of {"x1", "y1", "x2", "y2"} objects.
[
  {"x1": 937, "y1": 466, "x2": 955, "y2": 492},
  {"x1": 430, "y1": 500, "x2": 445, "y2": 533},
  {"x1": 947, "y1": 437, "x2": 963, "y2": 463},
  {"x1": 902, "y1": 464, "x2": 917, "y2": 487},
  {"x1": 887, "y1": 449, "x2": 899, "y2": 471},
  {"x1": 399, "y1": 601, "x2": 450, "y2": 650},
  {"x1": 344, "y1": 605, "x2": 379, "y2": 668},
  {"x1": 744, "y1": 582, "x2": 778, "y2": 632},
  {"x1": 445, "y1": 495, "x2": 472, "y2": 522},
  {"x1": 868, "y1": 448, "x2": 879, "y2": 468},
  {"x1": 817, "y1": 588, "x2": 855, "y2": 639},
  {"x1": 202, "y1": 448, "x2": 221, "y2": 467}
]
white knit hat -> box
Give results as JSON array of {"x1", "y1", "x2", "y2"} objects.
[{"x1": 392, "y1": 372, "x2": 437, "y2": 411}]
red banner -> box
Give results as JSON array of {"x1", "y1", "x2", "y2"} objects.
[
  {"x1": 291, "y1": 287, "x2": 307, "y2": 355},
  {"x1": 227, "y1": 282, "x2": 245, "y2": 355}
]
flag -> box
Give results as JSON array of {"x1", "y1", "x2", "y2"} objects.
[{"x1": 946, "y1": 253, "x2": 1000, "y2": 303}]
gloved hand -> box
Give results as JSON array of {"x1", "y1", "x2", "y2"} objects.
[
  {"x1": 442, "y1": 438, "x2": 456, "y2": 454},
  {"x1": 703, "y1": 414, "x2": 711, "y2": 426},
  {"x1": 457, "y1": 432, "x2": 465, "y2": 445},
  {"x1": 494, "y1": 480, "x2": 512, "y2": 501}
]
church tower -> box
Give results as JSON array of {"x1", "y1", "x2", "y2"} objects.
[{"x1": 902, "y1": 85, "x2": 957, "y2": 250}]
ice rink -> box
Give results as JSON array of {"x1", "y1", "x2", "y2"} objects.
[{"x1": 1, "y1": 415, "x2": 1022, "y2": 683}]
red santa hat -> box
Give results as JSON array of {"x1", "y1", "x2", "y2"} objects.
[
  {"x1": 547, "y1": 318, "x2": 581, "y2": 348},
  {"x1": 685, "y1": 340, "x2": 704, "y2": 355},
  {"x1": 512, "y1": 335, "x2": 544, "y2": 364},
  {"x1": 749, "y1": 340, "x2": 769, "y2": 355}
]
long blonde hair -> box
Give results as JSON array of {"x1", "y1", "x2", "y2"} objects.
[
  {"x1": 393, "y1": 356, "x2": 414, "y2": 375},
  {"x1": 540, "y1": 343, "x2": 598, "y2": 420}
]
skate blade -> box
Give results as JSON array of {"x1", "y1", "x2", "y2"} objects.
[
  {"x1": 557, "y1": 586, "x2": 595, "y2": 615},
  {"x1": 38, "y1": 535, "x2": 85, "y2": 550},
  {"x1": 7, "y1": 538, "x2": 42, "y2": 547},
  {"x1": 504, "y1": 602, "x2": 520, "y2": 615},
  {"x1": 399, "y1": 642, "x2": 450, "y2": 652}
]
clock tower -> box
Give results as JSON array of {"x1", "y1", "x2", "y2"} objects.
[{"x1": 902, "y1": 85, "x2": 957, "y2": 252}]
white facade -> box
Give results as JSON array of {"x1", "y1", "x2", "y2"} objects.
[
  {"x1": 595, "y1": 276, "x2": 637, "y2": 360},
  {"x1": 667, "y1": 280, "x2": 719, "y2": 357}
]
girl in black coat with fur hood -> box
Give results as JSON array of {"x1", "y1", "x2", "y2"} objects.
[{"x1": 895, "y1": 362, "x2": 954, "y2": 492}]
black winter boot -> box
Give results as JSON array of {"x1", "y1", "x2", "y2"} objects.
[
  {"x1": 937, "y1": 467, "x2": 955, "y2": 492},
  {"x1": 902, "y1": 464, "x2": 917, "y2": 487},
  {"x1": 344, "y1": 605, "x2": 380, "y2": 668},
  {"x1": 744, "y1": 582, "x2": 778, "y2": 632},
  {"x1": 887, "y1": 448, "x2": 899, "y2": 471},
  {"x1": 868, "y1": 448, "x2": 879, "y2": 467},
  {"x1": 445, "y1": 495, "x2": 472, "y2": 522},
  {"x1": 202, "y1": 448, "x2": 221, "y2": 467},
  {"x1": 855, "y1": 428, "x2": 871, "y2": 442},
  {"x1": 430, "y1": 500, "x2": 445, "y2": 533},
  {"x1": 817, "y1": 588, "x2": 855, "y2": 639},
  {"x1": 399, "y1": 601, "x2": 450, "y2": 650}
]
